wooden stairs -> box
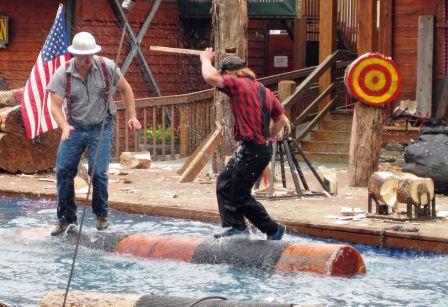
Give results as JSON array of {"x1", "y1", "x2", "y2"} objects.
[{"x1": 299, "y1": 111, "x2": 352, "y2": 164}]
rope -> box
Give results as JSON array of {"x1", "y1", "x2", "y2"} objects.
[
  {"x1": 379, "y1": 225, "x2": 420, "y2": 249},
  {"x1": 188, "y1": 296, "x2": 228, "y2": 307},
  {"x1": 62, "y1": 14, "x2": 128, "y2": 307}
]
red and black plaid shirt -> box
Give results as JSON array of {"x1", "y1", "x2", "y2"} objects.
[{"x1": 218, "y1": 75, "x2": 285, "y2": 144}]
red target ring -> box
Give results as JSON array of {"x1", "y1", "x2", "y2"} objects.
[{"x1": 344, "y1": 53, "x2": 402, "y2": 106}]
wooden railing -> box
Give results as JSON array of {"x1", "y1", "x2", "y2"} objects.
[
  {"x1": 282, "y1": 49, "x2": 356, "y2": 143},
  {"x1": 112, "y1": 54, "x2": 354, "y2": 160}
]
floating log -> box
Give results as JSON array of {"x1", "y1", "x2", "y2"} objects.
[
  {"x1": 0, "y1": 130, "x2": 60, "y2": 174},
  {"x1": 115, "y1": 235, "x2": 366, "y2": 276},
  {"x1": 21, "y1": 229, "x2": 366, "y2": 277},
  {"x1": 0, "y1": 106, "x2": 25, "y2": 134},
  {"x1": 0, "y1": 88, "x2": 23, "y2": 108},
  {"x1": 398, "y1": 173, "x2": 435, "y2": 205},
  {"x1": 40, "y1": 290, "x2": 291, "y2": 307},
  {"x1": 367, "y1": 171, "x2": 399, "y2": 206}
]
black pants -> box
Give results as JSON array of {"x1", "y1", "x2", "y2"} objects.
[{"x1": 216, "y1": 141, "x2": 279, "y2": 236}]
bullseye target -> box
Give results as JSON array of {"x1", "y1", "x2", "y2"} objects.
[{"x1": 344, "y1": 53, "x2": 402, "y2": 106}]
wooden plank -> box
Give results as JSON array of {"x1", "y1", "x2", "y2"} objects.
[
  {"x1": 170, "y1": 105, "x2": 175, "y2": 160},
  {"x1": 378, "y1": 0, "x2": 393, "y2": 57},
  {"x1": 415, "y1": 16, "x2": 434, "y2": 118},
  {"x1": 143, "y1": 108, "x2": 148, "y2": 151},
  {"x1": 152, "y1": 107, "x2": 157, "y2": 157},
  {"x1": 318, "y1": 0, "x2": 337, "y2": 110},
  {"x1": 179, "y1": 105, "x2": 189, "y2": 158},
  {"x1": 162, "y1": 106, "x2": 166, "y2": 160},
  {"x1": 179, "y1": 122, "x2": 223, "y2": 183}
]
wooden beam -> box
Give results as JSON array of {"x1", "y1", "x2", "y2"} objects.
[
  {"x1": 318, "y1": 0, "x2": 337, "y2": 110},
  {"x1": 415, "y1": 16, "x2": 435, "y2": 118},
  {"x1": 378, "y1": 0, "x2": 393, "y2": 57},
  {"x1": 179, "y1": 122, "x2": 222, "y2": 183},
  {"x1": 293, "y1": 17, "x2": 306, "y2": 70}
]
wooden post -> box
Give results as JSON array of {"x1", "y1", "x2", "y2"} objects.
[
  {"x1": 293, "y1": 15, "x2": 306, "y2": 69},
  {"x1": 212, "y1": 0, "x2": 248, "y2": 171},
  {"x1": 348, "y1": 0, "x2": 383, "y2": 187},
  {"x1": 278, "y1": 80, "x2": 297, "y2": 120},
  {"x1": 318, "y1": 0, "x2": 337, "y2": 111},
  {"x1": 415, "y1": 16, "x2": 434, "y2": 118},
  {"x1": 378, "y1": 0, "x2": 394, "y2": 118}
]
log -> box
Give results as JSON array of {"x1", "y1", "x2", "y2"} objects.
[
  {"x1": 212, "y1": 0, "x2": 248, "y2": 171},
  {"x1": 120, "y1": 151, "x2": 152, "y2": 169},
  {"x1": 0, "y1": 130, "x2": 60, "y2": 174},
  {"x1": 0, "y1": 105, "x2": 25, "y2": 134},
  {"x1": 0, "y1": 88, "x2": 23, "y2": 108},
  {"x1": 367, "y1": 171, "x2": 399, "y2": 206},
  {"x1": 398, "y1": 173, "x2": 435, "y2": 205}
]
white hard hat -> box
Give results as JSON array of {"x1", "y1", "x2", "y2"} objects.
[{"x1": 67, "y1": 32, "x2": 101, "y2": 55}]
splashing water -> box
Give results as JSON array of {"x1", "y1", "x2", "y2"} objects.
[{"x1": 1, "y1": 196, "x2": 448, "y2": 306}]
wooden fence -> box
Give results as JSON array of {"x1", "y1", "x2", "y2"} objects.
[{"x1": 112, "y1": 59, "x2": 354, "y2": 161}]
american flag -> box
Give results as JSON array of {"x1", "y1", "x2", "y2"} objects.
[{"x1": 20, "y1": 4, "x2": 71, "y2": 140}]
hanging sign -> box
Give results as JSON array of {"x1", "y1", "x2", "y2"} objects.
[
  {"x1": 344, "y1": 53, "x2": 402, "y2": 106},
  {"x1": 0, "y1": 15, "x2": 9, "y2": 47},
  {"x1": 178, "y1": 0, "x2": 296, "y2": 18}
]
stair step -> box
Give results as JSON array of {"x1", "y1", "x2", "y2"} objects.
[
  {"x1": 301, "y1": 141, "x2": 350, "y2": 153},
  {"x1": 319, "y1": 120, "x2": 352, "y2": 131},
  {"x1": 328, "y1": 112, "x2": 353, "y2": 121},
  {"x1": 297, "y1": 152, "x2": 349, "y2": 164},
  {"x1": 310, "y1": 130, "x2": 351, "y2": 142}
]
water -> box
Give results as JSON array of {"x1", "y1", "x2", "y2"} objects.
[{"x1": 1, "y1": 196, "x2": 447, "y2": 306}]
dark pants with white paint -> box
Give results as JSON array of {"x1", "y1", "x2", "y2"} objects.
[{"x1": 216, "y1": 141, "x2": 279, "y2": 236}]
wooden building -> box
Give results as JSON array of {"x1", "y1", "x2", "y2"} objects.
[{"x1": 0, "y1": 0, "x2": 447, "y2": 164}]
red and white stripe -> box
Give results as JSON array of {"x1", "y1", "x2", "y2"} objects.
[{"x1": 21, "y1": 53, "x2": 71, "y2": 140}]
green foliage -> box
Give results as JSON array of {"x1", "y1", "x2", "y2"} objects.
[{"x1": 139, "y1": 125, "x2": 173, "y2": 140}]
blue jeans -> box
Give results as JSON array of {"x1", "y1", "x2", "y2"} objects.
[{"x1": 56, "y1": 117, "x2": 114, "y2": 225}]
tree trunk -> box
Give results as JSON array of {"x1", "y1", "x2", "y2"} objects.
[
  {"x1": 212, "y1": 0, "x2": 248, "y2": 171},
  {"x1": 349, "y1": 103, "x2": 383, "y2": 186},
  {"x1": 0, "y1": 130, "x2": 60, "y2": 174},
  {"x1": 0, "y1": 106, "x2": 25, "y2": 134}
]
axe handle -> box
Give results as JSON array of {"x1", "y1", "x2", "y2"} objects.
[{"x1": 150, "y1": 46, "x2": 205, "y2": 56}]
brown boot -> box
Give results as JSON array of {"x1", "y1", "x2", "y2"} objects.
[
  {"x1": 51, "y1": 224, "x2": 69, "y2": 236},
  {"x1": 96, "y1": 217, "x2": 109, "y2": 230}
]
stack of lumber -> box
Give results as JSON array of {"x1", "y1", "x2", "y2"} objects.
[{"x1": 0, "y1": 88, "x2": 60, "y2": 174}]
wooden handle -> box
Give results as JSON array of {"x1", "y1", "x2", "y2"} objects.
[
  {"x1": 150, "y1": 46, "x2": 236, "y2": 56},
  {"x1": 150, "y1": 46, "x2": 205, "y2": 56}
]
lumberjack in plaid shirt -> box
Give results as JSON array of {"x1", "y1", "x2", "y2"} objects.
[{"x1": 200, "y1": 47, "x2": 287, "y2": 241}]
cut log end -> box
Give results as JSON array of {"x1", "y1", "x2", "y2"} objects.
[{"x1": 368, "y1": 171, "x2": 399, "y2": 206}]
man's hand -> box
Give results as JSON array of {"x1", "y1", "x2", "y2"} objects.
[
  {"x1": 200, "y1": 47, "x2": 215, "y2": 64},
  {"x1": 128, "y1": 117, "x2": 141, "y2": 132},
  {"x1": 61, "y1": 124, "x2": 74, "y2": 141}
]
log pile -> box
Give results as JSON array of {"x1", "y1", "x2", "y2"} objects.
[{"x1": 0, "y1": 88, "x2": 61, "y2": 174}]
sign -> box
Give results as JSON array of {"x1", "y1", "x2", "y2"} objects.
[
  {"x1": 0, "y1": 15, "x2": 9, "y2": 47},
  {"x1": 344, "y1": 53, "x2": 402, "y2": 106},
  {"x1": 274, "y1": 56, "x2": 288, "y2": 67},
  {"x1": 179, "y1": 0, "x2": 296, "y2": 18}
]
